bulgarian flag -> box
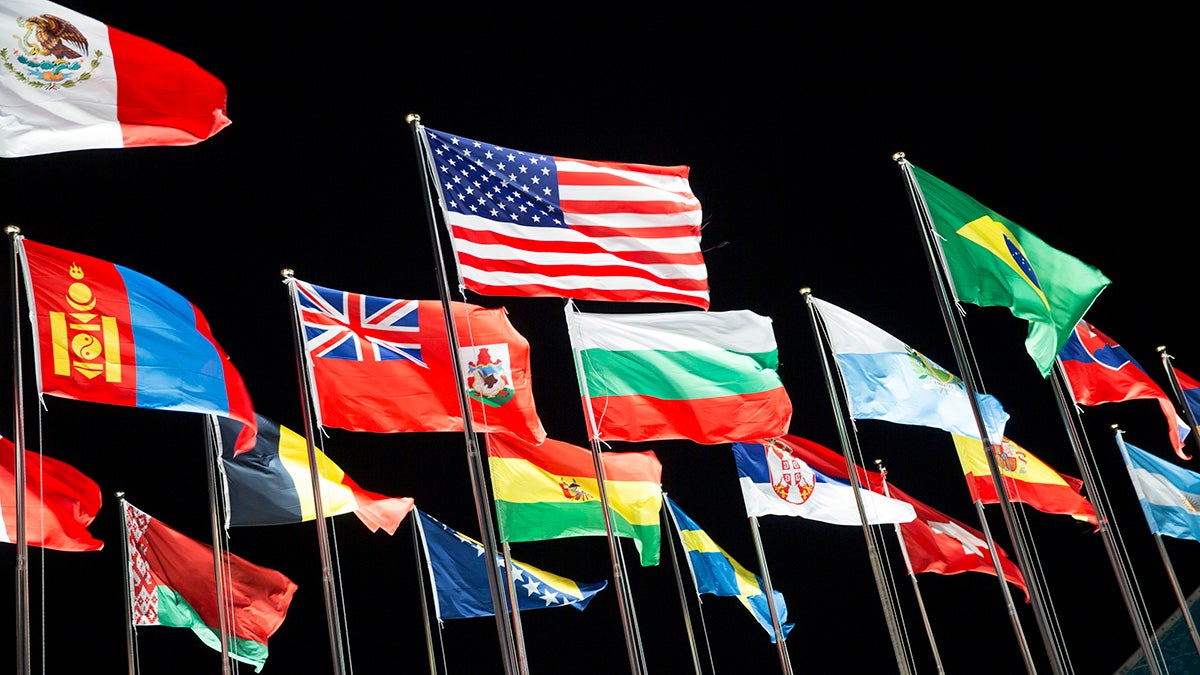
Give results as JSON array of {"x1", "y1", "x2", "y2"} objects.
[
  {"x1": 486, "y1": 434, "x2": 663, "y2": 566},
  {"x1": 951, "y1": 433, "x2": 1098, "y2": 528},
  {"x1": 0, "y1": 0, "x2": 230, "y2": 158},
  {"x1": 564, "y1": 305, "x2": 792, "y2": 444},
  {"x1": 124, "y1": 501, "x2": 297, "y2": 672}
]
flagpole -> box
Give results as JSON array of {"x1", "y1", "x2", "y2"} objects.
[
  {"x1": 407, "y1": 114, "x2": 521, "y2": 675},
  {"x1": 1048, "y1": 366, "x2": 1163, "y2": 674},
  {"x1": 801, "y1": 287, "x2": 916, "y2": 675},
  {"x1": 501, "y1": 542, "x2": 530, "y2": 673},
  {"x1": 7, "y1": 226, "x2": 31, "y2": 675},
  {"x1": 747, "y1": 516, "x2": 793, "y2": 675},
  {"x1": 562, "y1": 301, "x2": 648, "y2": 675},
  {"x1": 877, "y1": 462, "x2": 946, "y2": 675},
  {"x1": 202, "y1": 416, "x2": 234, "y2": 675},
  {"x1": 1157, "y1": 347, "x2": 1200, "y2": 459},
  {"x1": 117, "y1": 492, "x2": 137, "y2": 675},
  {"x1": 1112, "y1": 426, "x2": 1200, "y2": 661},
  {"x1": 662, "y1": 495, "x2": 704, "y2": 675},
  {"x1": 897, "y1": 152, "x2": 1062, "y2": 674},
  {"x1": 281, "y1": 270, "x2": 349, "y2": 675},
  {"x1": 411, "y1": 515, "x2": 439, "y2": 675}
]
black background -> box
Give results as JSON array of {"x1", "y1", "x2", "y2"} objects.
[{"x1": 2, "y1": 4, "x2": 1197, "y2": 674}]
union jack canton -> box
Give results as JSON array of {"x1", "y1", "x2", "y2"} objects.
[{"x1": 293, "y1": 279, "x2": 425, "y2": 365}]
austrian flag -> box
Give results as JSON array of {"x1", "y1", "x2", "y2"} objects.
[{"x1": 292, "y1": 278, "x2": 546, "y2": 444}]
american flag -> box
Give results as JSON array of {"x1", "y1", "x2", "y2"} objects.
[
  {"x1": 421, "y1": 126, "x2": 710, "y2": 309},
  {"x1": 294, "y1": 279, "x2": 424, "y2": 365}
]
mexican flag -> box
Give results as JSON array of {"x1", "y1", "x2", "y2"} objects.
[
  {"x1": 564, "y1": 305, "x2": 792, "y2": 444},
  {"x1": 124, "y1": 502, "x2": 297, "y2": 672}
]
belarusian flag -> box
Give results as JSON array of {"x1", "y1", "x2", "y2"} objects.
[
  {"x1": 124, "y1": 501, "x2": 297, "y2": 672},
  {"x1": 564, "y1": 305, "x2": 792, "y2": 444},
  {"x1": 486, "y1": 434, "x2": 663, "y2": 566}
]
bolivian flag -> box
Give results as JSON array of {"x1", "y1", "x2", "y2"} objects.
[{"x1": 486, "y1": 434, "x2": 663, "y2": 566}]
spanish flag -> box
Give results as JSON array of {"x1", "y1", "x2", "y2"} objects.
[
  {"x1": 219, "y1": 414, "x2": 413, "y2": 535},
  {"x1": 486, "y1": 434, "x2": 662, "y2": 566},
  {"x1": 951, "y1": 433, "x2": 1098, "y2": 528}
]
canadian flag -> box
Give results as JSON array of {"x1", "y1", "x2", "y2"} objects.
[{"x1": 0, "y1": 0, "x2": 229, "y2": 157}]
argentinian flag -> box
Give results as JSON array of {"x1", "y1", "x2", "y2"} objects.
[
  {"x1": 811, "y1": 296, "x2": 1008, "y2": 444},
  {"x1": 1122, "y1": 440, "x2": 1200, "y2": 542}
]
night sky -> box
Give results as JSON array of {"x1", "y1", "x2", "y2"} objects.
[{"x1": 2, "y1": 4, "x2": 1197, "y2": 674}]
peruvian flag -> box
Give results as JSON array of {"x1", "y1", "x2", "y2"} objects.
[{"x1": 0, "y1": 0, "x2": 229, "y2": 157}]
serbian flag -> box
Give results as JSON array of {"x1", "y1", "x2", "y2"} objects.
[
  {"x1": 125, "y1": 501, "x2": 296, "y2": 672},
  {"x1": 0, "y1": 0, "x2": 230, "y2": 158},
  {"x1": 950, "y1": 433, "x2": 1098, "y2": 528},
  {"x1": 0, "y1": 436, "x2": 103, "y2": 551},
  {"x1": 218, "y1": 414, "x2": 414, "y2": 535},
  {"x1": 293, "y1": 278, "x2": 546, "y2": 445},
  {"x1": 19, "y1": 237, "x2": 258, "y2": 454},
  {"x1": 1059, "y1": 319, "x2": 1190, "y2": 460}
]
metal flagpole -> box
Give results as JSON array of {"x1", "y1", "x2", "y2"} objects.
[
  {"x1": 117, "y1": 492, "x2": 137, "y2": 675},
  {"x1": 661, "y1": 495, "x2": 704, "y2": 675},
  {"x1": 1112, "y1": 426, "x2": 1199, "y2": 662},
  {"x1": 7, "y1": 226, "x2": 31, "y2": 675},
  {"x1": 1047, "y1": 370, "x2": 1162, "y2": 675},
  {"x1": 411, "y1": 514, "x2": 440, "y2": 675},
  {"x1": 747, "y1": 516, "x2": 792, "y2": 675},
  {"x1": 280, "y1": 271, "x2": 349, "y2": 675},
  {"x1": 561, "y1": 299, "x2": 648, "y2": 675},
  {"x1": 1157, "y1": 347, "x2": 1200, "y2": 459},
  {"x1": 877, "y1": 462, "x2": 946, "y2": 675},
  {"x1": 407, "y1": 114, "x2": 520, "y2": 675},
  {"x1": 801, "y1": 287, "x2": 915, "y2": 675},
  {"x1": 896, "y1": 152, "x2": 1058, "y2": 674},
  {"x1": 202, "y1": 416, "x2": 233, "y2": 675}
]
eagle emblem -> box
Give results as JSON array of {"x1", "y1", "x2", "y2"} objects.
[
  {"x1": 2, "y1": 13, "x2": 102, "y2": 89},
  {"x1": 764, "y1": 438, "x2": 815, "y2": 505}
]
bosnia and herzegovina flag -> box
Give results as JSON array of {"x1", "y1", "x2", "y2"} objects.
[
  {"x1": 907, "y1": 163, "x2": 1112, "y2": 378},
  {"x1": 416, "y1": 508, "x2": 607, "y2": 620},
  {"x1": 486, "y1": 433, "x2": 663, "y2": 566},
  {"x1": 19, "y1": 237, "x2": 258, "y2": 454},
  {"x1": 218, "y1": 414, "x2": 413, "y2": 534}
]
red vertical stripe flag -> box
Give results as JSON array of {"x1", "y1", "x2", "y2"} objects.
[
  {"x1": 0, "y1": 0, "x2": 230, "y2": 157},
  {"x1": 20, "y1": 237, "x2": 258, "y2": 454},
  {"x1": 0, "y1": 436, "x2": 103, "y2": 551},
  {"x1": 421, "y1": 125, "x2": 710, "y2": 309}
]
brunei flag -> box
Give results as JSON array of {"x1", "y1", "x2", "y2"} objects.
[
  {"x1": 486, "y1": 433, "x2": 663, "y2": 566},
  {"x1": 218, "y1": 414, "x2": 413, "y2": 534}
]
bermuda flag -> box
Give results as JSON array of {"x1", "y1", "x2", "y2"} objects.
[
  {"x1": 0, "y1": 0, "x2": 230, "y2": 157},
  {"x1": 421, "y1": 125, "x2": 710, "y2": 309},
  {"x1": 1059, "y1": 319, "x2": 1190, "y2": 460}
]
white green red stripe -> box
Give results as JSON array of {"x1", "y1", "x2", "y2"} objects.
[{"x1": 564, "y1": 306, "x2": 792, "y2": 443}]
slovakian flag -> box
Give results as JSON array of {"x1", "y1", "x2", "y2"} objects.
[
  {"x1": 0, "y1": 0, "x2": 230, "y2": 157},
  {"x1": 732, "y1": 435, "x2": 915, "y2": 525},
  {"x1": 218, "y1": 414, "x2": 414, "y2": 535},
  {"x1": 292, "y1": 278, "x2": 546, "y2": 444},
  {"x1": 124, "y1": 501, "x2": 297, "y2": 672},
  {"x1": 950, "y1": 433, "x2": 1098, "y2": 528},
  {"x1": 487, "y1": 433, "x2": 663, "y2": 566},
  {"x1": 1058, "y1": 319, "x2": 1190, "y2": 460},
  {"x1": 564, "y1": 304, "x2": 792, "y2": 444},
  {"x1": 19, "y1": 237, "x2": 258, "y2": 454},
  {"x1": 420, "y1": 125, "x2": 710, "y2": 309},
  {"x1": 415, "y1": 508, "x2": 607, "y2": 620},
  {"x1": 0, "y1": 436, "x2": 103, "y2": 551}
]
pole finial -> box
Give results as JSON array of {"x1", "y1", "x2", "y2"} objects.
[
  {"x1": 1157, "y1": 345, "x2": 1167, "y2": 353},
  {"x1": 406, "y1": 113, "x2": 421, "y2": 124},
  {"x1": 280, "y1": 268, "x2": 294, "y2": 279},
  {"x1": 5, "y1": 225, "x2": 20, "y2": 235},
  {"x1": 799, "y1": 287, "x2": 811, "y2": 296},
  {"x1": 892, "y1": 151, "x2": 906, "y2": 162}
]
